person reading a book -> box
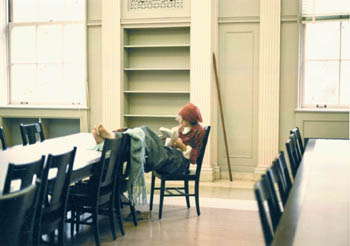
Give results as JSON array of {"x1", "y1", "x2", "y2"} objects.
[{"x1": 92, "y1": 103, "x2": 206, "y2": 176}]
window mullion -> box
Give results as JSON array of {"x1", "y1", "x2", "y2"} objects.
[{"x1": 338, "y1": 22, "x2": 342, "y2": 106}]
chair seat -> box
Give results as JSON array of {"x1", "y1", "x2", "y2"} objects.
[{"x1": 153, "y1": 169, "x2": 196, "y2": 181}]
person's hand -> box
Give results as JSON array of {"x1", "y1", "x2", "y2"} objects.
[{"x1": 172, "y1": 138, "x2": 187, "y2": 151}]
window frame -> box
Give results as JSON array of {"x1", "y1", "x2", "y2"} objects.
[
  {"x1": 6, "y1": 0, "x2": 88, "y2": 107},
  {"x1": 299, "y1": 16, "x2": 350, "y2": 110}
]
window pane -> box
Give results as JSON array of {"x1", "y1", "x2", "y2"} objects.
[
  {"x1": 37, "y1": 25, "x2": 62, "y2": 63},
  {"x1": 340, "y1": 61, "x2": 350, "y2": 105},
  {"x1": 305, "y1": 22, "x2": 340, "y2": 60},
  {"x1": 12, "y1": 0, "x2": 38, "y2": 22},
  {"x1": 341, "y1": 22, "x2": 350, "y2": 60},
  {"x1": 63, "y1": 24, "x2": 85, "y2": 63},
  {"x1": 36, "y1": 64, "x2": 62, "y2": 103},
  {"x1": 65, "y1": 0, "x2": 85, "y2": 21},
  {"x1": 10, "y1": 26, "x2": 36, "y2": 63},
  {"x1": 304, "y1": 61, "x2": 339, "y2": 105},
  {"x1": 315, "y1": 0, "x2": 350, "y2": 16},
  {"x1": 62, "y1": 64, "x2": 85, "y2": 104},
  {"x1": 38, "y1": 0, "x2": 65, "y2": 21},
  {"x1": 10, "y1": 64, "x2": 37, "y2": 103}
]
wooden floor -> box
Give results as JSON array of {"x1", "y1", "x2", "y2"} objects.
[{"x1": 65, "y1": 180, "x2": 264, "y2": 246}]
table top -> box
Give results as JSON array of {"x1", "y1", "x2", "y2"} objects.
[
  {"x1": 0, "y1": 133, "x2": 101, "y2": 193},
  {"x1": 272, "y1": 138, "x2": 350, "y2": 246}
]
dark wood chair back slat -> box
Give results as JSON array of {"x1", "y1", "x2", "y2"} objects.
[
  {"x1": 20, "y1": 122, "x2": 45, "y2": 146},
  {"x1": 286, "y1": 133, "x2": 302, "y2": 178},
  {"x1": 290, "y1": 127, "x2": 304, "y2": 155},
  {"x1": 0, "y1": 126, "x2": 6, "y2": 150},
  {"x1": 255, "y1": 175, "x2": 282, "y2": 245},
  {"x1": 3, "y1": 156, "x2": 45, "y2": 195},
  {"x1": 267, "y1": 160, "x2": 289, "y2": 207},
  {"x1": 276, "y1": 151, "x2": 293, "y2": 195}
]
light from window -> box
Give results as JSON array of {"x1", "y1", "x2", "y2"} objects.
[
  {"x1": 9, "y1": 0, "x2": 86, "y2": 106},
  {"x1": 302, "y1": 21, "x2": 350, "y2": 108}
]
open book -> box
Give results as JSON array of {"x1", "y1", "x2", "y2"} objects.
[{"x1": 159, "y1": 126, "x2": 178, "y2": 147}]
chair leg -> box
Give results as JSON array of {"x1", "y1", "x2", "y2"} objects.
[
  {"x1": 149, "y1": 173, "x2": 155, "y2": 211},
  {"x1": 129, "y1": 204, "x2": 138, "y2": 226},
  {"x1": 58, "y1": 222, "x2": 64, "y2": 246},
  {"x1": 195, "y1": 180, "x2": 200, "y2": 216},
  {"x1": 184, "y1": 180, "x2": 190, "y2": 208},
  {"x1": 70, "y1": 209, "x2": 75, "y2": 237},
  {"x1": 159, "y1": 179, "x2": 165, "y2": 220},
  {"x1": 92, "y1": 210, "x2": 101, "y2": 246},
  {"x1": 109, "y1": 201, "x2": 117, "y2": 240},
  {"x1": 116, "y1": 193, "x2": 125, "y2": 235}
]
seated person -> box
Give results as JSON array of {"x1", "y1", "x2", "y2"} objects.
[{"x1": 92, "y1": 103, "x2": 206, "y2": 176}]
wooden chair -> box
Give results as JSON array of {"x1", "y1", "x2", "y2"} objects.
[
  {"x1": 3, "y1": 156, "x2": 45, "y2": 194},
  {"x1": 0, "y1": 126, "x2": 6, "y2": 150},
  {"x1": 266, "y1": 160, "x2": 289, "y2": 208},
  {"x1": 20, "y1": 121, "x2": 45, "y2": 146},
  {"x1": 149, "y1": 126, "x2": 211, "y2": 219},
  {"x1": 276, "y1": 151, "x2": 293, "y2": 195},
  {"x1": 290, "y1": 127, "x2": 304, "y2": 155},
  {"x1": 254, "y1": 175, "x2": 282, "y2": 246},
  {"x1": 69, "y1": 136, "x2": 127, "y2": 246},
  {"x1": 33, "y1": 147, "x2": 76, "y2": 246},
  {"x1": 0, "y1": 182, "x2": 40, "y2": 246},
  {"x1": 285, "y1": 133, "x2": 302, "y2": 178}
]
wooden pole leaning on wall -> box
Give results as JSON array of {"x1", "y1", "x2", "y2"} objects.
[{"x1": 213, "y1": 53, "x2": 233, "y2": 181}]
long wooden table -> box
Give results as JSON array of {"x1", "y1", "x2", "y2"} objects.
[
  {"x1": 272, "y1": 138, "x2": 350, "y2": 245},
  {"x1": 0, "y1": 133, "x2": 101, "y2": 194}
]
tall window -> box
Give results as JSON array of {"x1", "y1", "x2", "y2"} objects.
[
  {"x1": 301, "y1": 0, "x2": 350, "y2": 109},
  {"x1": 8, "y1": 0, "x2": 86, "y2": 106}
]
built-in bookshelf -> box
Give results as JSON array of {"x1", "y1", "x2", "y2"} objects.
[{"x1": 123, "y1": 26, "x2": 190, "y2": 132}]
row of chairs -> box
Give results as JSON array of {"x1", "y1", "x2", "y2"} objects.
[
  {"x1": 254, "y1": 127, "x2": 304, "y2": 246},
  {"x1": 0, "y1": 134, "x2": 134, "y2": 246},
  {"x1": 0, "y1": 121, "x2": 45, "y2": 150}
]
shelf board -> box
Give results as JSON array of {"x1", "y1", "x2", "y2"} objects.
[
  {"x1": 124, "y1": 90, "x2": 190, "y2": 94},
  {"x1": 124, "y1": 68, "x2": 190, "y2": 71},
  {"x1": 124, "y1": 114, "x2": 176, "y2": 118},
  {"x1": 124, "y1": 44, "x2": 190, "y2": 48}
]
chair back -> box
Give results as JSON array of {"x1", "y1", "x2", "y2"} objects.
[
  {"x1": 0, "y1": 126, "x2": 6, "y2": 150},
  {"x1": 290, "y1": 127, "x2": 304, "y2": 155},
  {"x1": 267, "y1": 160, "x2": 288, "y2": 207},
  {"x1": 254, "y1": 175, "x2": 282, "y2": 245},
  {"x1": 35, "y1": 147, "x2": 76, "y2": 237},
  {"x1": 195, "y1": 126, "x2": 211, "y2": 178},
  {"x1": 89, "y1": 137, "x2": 124, "y2": 203},
  {"x1": 285, "y1": 134, "x2": 301, "y2": 178},
  {"x1": 3, "y1": 156, "x2": 45, "y2": 195},
  {"x1": 20, "y1": 121, "x2": 45, "y2": 146},
  {"x1": 0, "y1": 183, "x2": 40, "y2": 246},
  {"x1": 276, "y1": 151, "x2": 293, "y2": 194}
]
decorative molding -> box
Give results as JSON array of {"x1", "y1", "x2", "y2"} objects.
[
  {"x1": 121, "y1": 17, "x2": 190, "y2": 26},
  {"x1": 256, "y1": 0, "x2": 281, "y2": 171},
  {"x1": 87, "y1": 20, "x2": 102, "y2": 27},
  {"x1": 218, "y1": 15, "x2": 298, "y2": 24},
  {"x1": 281, "y1": 15, "x2": 299, "y2": 22},
  {"x1": 128, "y1": 0, "x2": 184, "y2": 10},
  {"x1": 219, "y1": 16, "x2": 260, "y2": 24}
]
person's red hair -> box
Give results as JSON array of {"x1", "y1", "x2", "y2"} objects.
[{"x1": 178, "y1": 103, "x2": 202, "y2": 125}]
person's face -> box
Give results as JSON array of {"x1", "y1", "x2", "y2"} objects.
[{"x1": 182, "y1": 120, "x2": 191, "y2": 127}]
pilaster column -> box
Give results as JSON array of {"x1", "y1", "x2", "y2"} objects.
[
  {"x1": 191, "y1": 0, "x2": 219, "y2": 181},
  {"x1": 255, "y1": 0, "x2": 281, "y2": 174},
  {"x1": 101, "y1": 0, "x2": 122, "y2": 130}
]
